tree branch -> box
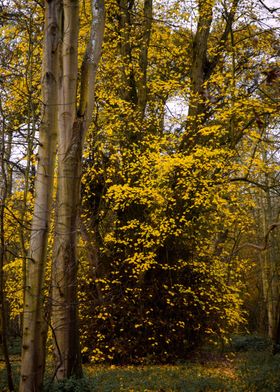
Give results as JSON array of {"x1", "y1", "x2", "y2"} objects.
[
  {"x1": 78, "y1": 0, "x2": 105, "y2": 133},
  {"x1": 206, "y1": 0, "x2": 239, "y2": 78},
  {"x1": 258, "y1": 0, "x2": 280, "y2": 13},
  {"x1": 237, "y1": 223, "x2": 280, "y2": 252}
]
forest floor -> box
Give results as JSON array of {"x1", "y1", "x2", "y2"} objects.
[{"x1": 1, "y1": 335, "x2": 280, "y2": 391}]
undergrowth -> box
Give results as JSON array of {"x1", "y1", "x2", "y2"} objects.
[{"x1": 1, "y1": 336, "x2": 280, "y2": 391}]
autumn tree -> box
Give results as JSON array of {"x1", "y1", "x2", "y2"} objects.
[
  {"x1": 77, "y1": 0, "x2": 244, "y2": 363},
  {"x1": 77, "y1": 0, "x2": 279, "y2": 363}
]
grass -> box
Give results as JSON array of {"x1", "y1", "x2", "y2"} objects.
[
  {"x1": 84, "y1": 362, "x2": 237, "y2": 392},
  {"x1": 82, "y1": 351, "x2": 280, "y2": 392},
  {"x1": 1, "y1": 336, "x2": 280, "y2": 391}
]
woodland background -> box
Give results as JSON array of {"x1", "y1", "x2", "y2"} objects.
[{"x1": 0, "y1": 0, "x2": 280, "y2": 391}]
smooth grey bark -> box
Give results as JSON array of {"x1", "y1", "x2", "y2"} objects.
[{"x1": 52, "y1": 0, "x2": 105, "y2": 380}]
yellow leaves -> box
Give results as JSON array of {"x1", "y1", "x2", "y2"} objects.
[
  {"x1": 166, "y1": 298, "x2": 175, "y2": 307},
  {"x1": 3, "y1": 191, "x2": 32, "y2": 245},
  {"x1": 90, "y1": 348, "x2": 106, "y2": 362},
  {"x1": 126, "y1": 252, "x2": 157, "y2": 275},
  {"x1": 4, "y1": 258, "x2": 23, "y2": 319},
  {"x1": 103, "y1": 232, "x2": 115, "y2": 245},
  {"x1": 3, "y1": 258, "x2": 22, "y2": 272},
  {"x1": 76, "y1": 0, "x2": 278, "y2": 363},
  {"x1": 177, "y1": 321, "x2": 185, "y2": 328},
  {"x1": 198, "y1": 124, "x2": 224, "y2": 137},
  {"x1": 107, "y1": 184, "x2": 164, "y2": 211},
  {"x1": 96, "y1": 311, "x2": 111, "y2": 320}
]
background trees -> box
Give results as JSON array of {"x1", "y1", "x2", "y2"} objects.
[{"x1": 77, "y1": 0, "x2": 279, "y2": 364}]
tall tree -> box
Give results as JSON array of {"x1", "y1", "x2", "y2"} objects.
[
  {"x1": 0, "y1": 103, "x2": 14, "y2": 392},
  {"x1": 52, "y1": 0, "x2": 105, "y2": 380},
  {"x1": 19, "y1": 1, "x2": 61, "y2": 390}
]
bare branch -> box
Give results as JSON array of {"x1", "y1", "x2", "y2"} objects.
[
  {"x1": 258, "y1": 0, "x2": 280, "y2": 14},
  {"x1": 78, "y1": 0, "x2": 105, "y2": 132},
  {"x1": 237, "y1": 223, "x2": 280, "y2": 252}
]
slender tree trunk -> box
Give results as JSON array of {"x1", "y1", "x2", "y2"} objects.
[
  {"x1": 0, "y1": 104, "x2": 14, "y2": 392},
  {"x1": 182, "y1": 0, "x2": 213, "y2": 150},
  {"x1": 52, "y1": 120, "x2": 83, "y2": 379},
  {"x1": 257, "y1": 161, "x2": 280, "y2": 351},
  {"x1": 52, "y1": 0, "x2": 105, "y2": 379},
  {"x1": 118, "y1": 0, "x2": 138, "y2": 104},
  {"x1": 138, "y1": 0, "x2": 152, "y2": 119},
  {"x1": 19, "y1": 1, "x2": 61, "y2": 390},
  {"x1": 263, "y1": 183, "x2": 280, "y2": 347},
  {"x1": 0, "y1": 234, "x2": 14, "y2": 392},
  {"x1": 180, "y1": 0, "x2": 239, "y2": 151}
]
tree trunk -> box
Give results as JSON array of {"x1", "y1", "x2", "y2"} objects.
[
  {"x1": 19, "y1": 1, "x2": 61, "y2": 390},
  {"x1": 180, "y1": 0, "x2": 239, "y2": 151},
  {"x1": 0, "y1": 103, "x2": 14, "y2": 392},
  {"x1": 52, "y1": 120, "x2": 83, "y2": 379},
  {"x1": 52, "y1": 0, "x2": 105, "y2": 380},
  {"x1": 262, "y1": 182, "x2": 280, "y2": 347},
  {"x1": 138, "y1": 0, "x2": 152, "y2": 119},
  {"x1": 182, "y1": 0, "x2": 213, "y2": 150}
]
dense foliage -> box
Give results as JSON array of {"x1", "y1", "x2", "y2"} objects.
[{"x1": 76, "y1": 0, "x2": 279, "y2": 363}]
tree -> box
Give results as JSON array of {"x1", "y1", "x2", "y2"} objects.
[
  {"x1": 19, "y1": 1, "x2": 61, "y2": 390},
  {"x1": 52, "y1": 0, "x2": 105, "y2": 380},
  {"x1": 77, "y1": 0, "x2": 249, "y2": 363},
  {"x1": 0, "y1": 100, "x2": 15, "y2": 392},
  {"x1": 77, "y1": 0, "x2": 280, "y2": 363}
]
